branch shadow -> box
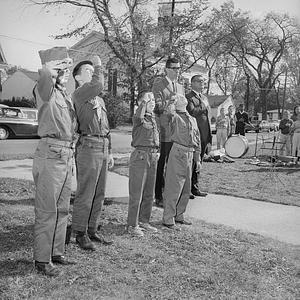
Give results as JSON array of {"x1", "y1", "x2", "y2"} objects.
[
  {"x1": 0, "y1": 224, "x2": 33, "y2": 254},
  {"x1": 0, "y1": 197, "x2": 34, "y2": 206}
]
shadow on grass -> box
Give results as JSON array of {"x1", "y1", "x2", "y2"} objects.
[
  {"x1": 0, "y1": 259, "x2": 33, "y2": 277},
  {"x1": 239, "y1": 167, "x2": 300, "y2": 174},
  {"x1": 0, "y1": 198, "x2": 34, "y2": 206},
  {"x1": 0, "y1": 224, "x2": 33, "y2": 254}
]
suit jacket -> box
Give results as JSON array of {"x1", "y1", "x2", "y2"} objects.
[
  {"x1": 152, "y1": 76, "x2": 185, "y2": 142},
  {"x1": 186, "y1": 90, "x2": 212, "y2": 150}
]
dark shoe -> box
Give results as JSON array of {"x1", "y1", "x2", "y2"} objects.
[
  {"x1": 192, "y1": 190, "x2": 208, "y2": 197},
  {"x1": 65, "y1": 225, "x2": 72, "y2": 245},
  {"x1": 76, "y1": 233, "x2": 96, "y2": 251},
  {"x1": 35, "y1": 261, "x2": 61, "y2": 277},
  {"x1": 155, "y1": 198, "x2": 164, "y2": 207},
  {"x1": 162, "y1": 223, "x2": 181, "y2": 231},
  {"x1": 189, "y1": 194, "x2": 195, "y2": 199},
  {"x1": 52, "y1": 255, "x2": 76, "y2": 265},
  {"x1": 175, "y1": 220, "x2": 192, "y2": 225},
  {"x1": 88, "y1": 232, "x2": 113, "y2": 245}
]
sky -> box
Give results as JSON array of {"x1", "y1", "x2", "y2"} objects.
[{"x1": 0, "y1": 0, "x2": 299, "y2": 71}]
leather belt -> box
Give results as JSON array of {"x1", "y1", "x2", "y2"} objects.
[
  {"x1": 41, "y1": 137, "x2": 75, "y2": 149},
  {"x1": 173, "y1": 142, "x2": 195, "y2": 152},
  {"x1": 135, "y1": 146, "x2": 159, "y2": 152},
  {"x1": 81, "y1": 134, "x2": 108, "y2": 138}
]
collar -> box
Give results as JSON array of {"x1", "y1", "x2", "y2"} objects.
[
  {"x1": 166, "y1": 76, "x2": 176, "y2": 86},
  {"x1": 192, "y1": 89, "x2": 201, "y2": 98}
]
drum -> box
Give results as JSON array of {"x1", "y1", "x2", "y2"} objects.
[{"x1": 224, "y1": 135, "x2": 249, "y2": 158}]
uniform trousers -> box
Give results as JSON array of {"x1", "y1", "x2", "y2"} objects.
[
  {"x1": 292, "y1": 132, "x2": 300, "y2": 157},
  {"x1": 127, "y1": 148, "x2": 158, "y2": 226},
  {"x1": 216, "y1": 128, "x2": 228, "y2": 149},
  {"x1": 279, "y1": 133, "x2": 291, "y2": 156},
  {"x1": 32, "y1": 138, "x2": 74, "y2": 262},
  {"x1": 72, "y1": 136, "x2": 108, "y2": 233},
  {"x1": 155, "y1": 142, "x2": 172, "y2": 199},
  {"x1": 162, "y1": 143, "x2": 193, "y2": 225}
]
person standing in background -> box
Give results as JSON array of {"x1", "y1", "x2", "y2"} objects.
[
  {"x1": 32, "y1": 47, "x2": 76, "y2": 277},
  {"x1": 290, "y1": 105, "x2": 300, "y2": 160},
  {"x1": 186, "y1": 75, "x2": 210, "y2": 197},
  {"x1": 227, "y1": 105, "x2": 236, "y2": 137},
  {"x1": 152, "y1": 56, "x2": 184, "y2": 207},
  {"x1": 278, "y1": 110, "x2": 293, "y2": 156},
  {"x1": 235, "y1": 104, "x2": 249, "y2": 136},
  {"x1": 215, "y1": 107, "x2": 229, "y2": 149}
]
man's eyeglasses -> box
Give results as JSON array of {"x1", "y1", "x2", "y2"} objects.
[
  {"x1": 167, "y1": 67, "x2": 180, "y2": 70},
  {"x1": 193, "y1": 79, "x2": 204, "y2": 83}
]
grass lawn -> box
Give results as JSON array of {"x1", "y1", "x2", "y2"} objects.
[
  {"x1": 0, "y1": 178, "x2": 299, "y2": 299},
  {"x1": 113, "y1": 142, "x2": 300, "y2": 207}
]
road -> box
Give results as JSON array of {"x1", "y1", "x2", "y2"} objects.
[
  {"x1": 0, "y1": 132, "x2": 132, "y2": 155},
  {"x1": 0, "y1": 131, "x2": 276, "y2": 156}
]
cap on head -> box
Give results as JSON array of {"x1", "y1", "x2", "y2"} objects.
[
  {"x1": 72, "y1": 60, "x2": 93, "y2": 78},
  {"x1": 39, "y1": 46, "x2": 73, "y2": 69},
  {"x1": 165, "y1": 56, "x2": 180, "y2": 69}
]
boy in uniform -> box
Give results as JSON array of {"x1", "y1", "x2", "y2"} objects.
[
  {"x1": 162, "y1": 94, "x2": 201, "y2": 230},
  {"x1": 127, "y1": 92, "x2": 160, "y2": 237},
  {"x1": 72, "y1": 56, "x2": 114, "y2": 251},
  {"x1": 32, "y1": 47, "x2": 76, "y2": 276}
]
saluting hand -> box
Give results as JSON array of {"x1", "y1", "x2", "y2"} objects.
[
  {"x1": 108, "y1": 154, "x2": 114, "y2": 170},
  {"x1": 91, "y1": 55, "x2": 102, "y2": 67}
]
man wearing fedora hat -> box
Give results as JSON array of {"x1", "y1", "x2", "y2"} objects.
[
  {"x1": 71, "y1": 56, "x2": 114, "y2": 251},
  {"x1": 32, "y1": 46, "x2": 77, "y2": 276},
  {"x1": 152, "y1": 56, "x2": 184, "y2": 208}
]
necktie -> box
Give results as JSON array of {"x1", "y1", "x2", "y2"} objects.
[{"x1": 172, "y1": 82, "x2": 176, "y2": 93}]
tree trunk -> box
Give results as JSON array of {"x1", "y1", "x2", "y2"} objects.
[
  {"x1": 129, "y1": 73, "x2": 136, "y2": 122},
  {"x1": 245, "y1": 74, "x2": 250, "y2": 111},
  {"x1": 260, "y1": 89, "x2": 268, "y2": 120}
]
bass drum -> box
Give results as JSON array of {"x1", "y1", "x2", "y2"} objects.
[{"x1": 224, "y1": 135, "x2": 249, "y2": 158}]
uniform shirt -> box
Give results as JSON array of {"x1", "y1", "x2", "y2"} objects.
[
  {"x1": 131, "y1": 100, "x2": 159, "y2": 148},
  {"x1": 72, "y1": 65, "x2": 111, "y2": 150},
  {"x1": 152, "y1": 76, "x2": 185, "y2": 142},
  {"x1": 34, "y1": 67, "x2": 76, "y2": 141},
  {"x1": 170, "y1": 111, "x2": 201, "y2": 160},
  {"x1": 216, "y1": 115, "x2": 229, "y2": 129},
  {"x1": 279, "y1": 119, "x2": 293, "y2": 135}
]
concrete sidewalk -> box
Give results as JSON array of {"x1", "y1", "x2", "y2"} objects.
[{"x1": 1, "y1": 159, "x2": 300, "y2": 245}]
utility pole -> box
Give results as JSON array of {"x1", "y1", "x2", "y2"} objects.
[{"x1": 158, "y1": 0, "x2": 191, "y2": 52}]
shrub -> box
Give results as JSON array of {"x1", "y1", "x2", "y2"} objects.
[{"x1": 102, "y1": 93, "x2": 130, "y2": 129}]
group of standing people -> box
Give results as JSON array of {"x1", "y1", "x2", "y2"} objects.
[
  {"x1": 215, "y1": 103, "x2": 249, "y2": 149},
  {"x1": 32, "y1": 51, "x2": 212, "y2": 276},
  {"x1": 33, "y1": 47, "x2": 114, "y2": 277},
  {"x1": 127, "y1": 57, "x2": 210, "y2": 237},
  {"x1": 279, "y1": 105, "x2": 300, "y2": 158}
]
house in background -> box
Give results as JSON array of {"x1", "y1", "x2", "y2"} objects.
[
  {"x1": 206, "y1": 94, "x2": 244, "y2": 124},
  {"x1": 67, "y1": 31, "x2": 117, "y2": 94},
  {"x1": 0, "y1": 42, "x2": 9, "y2": 99},
  {"x1": 1, "y1": 69, "x2": 38, "y2": 102}
]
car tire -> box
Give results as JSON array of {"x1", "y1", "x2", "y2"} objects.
[{"x1": 0, "y1": 126, "x2": 9, "y2": 140}]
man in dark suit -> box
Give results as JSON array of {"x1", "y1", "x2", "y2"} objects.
[
  {"x1": 152, "y1": 57, "x2": 185, "y2": 207},
  {"x1": 186, "y1": 75, "x2": 210, "y2": 197},
  {"x1": 235, "y1": 104, "x2": 249, "y2": 136}
]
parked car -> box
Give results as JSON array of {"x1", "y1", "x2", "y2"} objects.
[
  {"x1": 259, "y1": 120, "x2": 278, "y2": 132},
  {"x1": 0, "y1": 107, "x2": 38, "y2": 139},
  {"x1": 269, "y1": 120, "x2": 280, "y2": 131},
  {"x1": 245, "y1": 122, "x2": 260, "y2": 133}
]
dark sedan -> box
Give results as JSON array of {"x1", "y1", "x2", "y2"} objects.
[{"x1": 0, "y1": 107, "x2": 38, "y2": 139}]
